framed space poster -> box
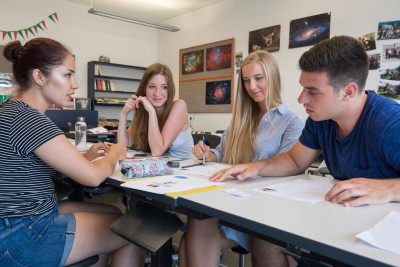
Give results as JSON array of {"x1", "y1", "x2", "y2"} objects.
[
  {"x1": 179, "y1": 38, "x2": 234, "y2": 113},
  {"x1": 289, "y1": 13, "x2": 331, "y2": 49},
  {"x1": 249, "y1": 25, "x2": 281, "y2": 53}
]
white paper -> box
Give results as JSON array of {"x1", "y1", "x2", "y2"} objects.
[
  {"x1": 87, "y1": 126, "x2": 109, "y2": 134},
  {"x1": 179, "y1": 162, "x2": 231, "y2": 176},
  {"x1": 253, "y1": 178, "x2": 332, "y2": 203},
  {"x1": 121, "y1": 175, "x2": 223, "y2": 195},
  {"x1": 356, "y1": 210, "x2": 400, "y2": 255}
]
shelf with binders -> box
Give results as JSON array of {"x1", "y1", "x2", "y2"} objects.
[{"x1": 88, "y1": 61, "x2": 146, "y2": 119}]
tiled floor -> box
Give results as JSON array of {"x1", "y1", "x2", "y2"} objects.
[{"x1": 85, "y1": 189, "x2": 252, "y2": 267}]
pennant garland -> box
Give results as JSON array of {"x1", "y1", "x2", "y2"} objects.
[{"x1": 0, "y1": 12, "x2": 58, "y2": 42}]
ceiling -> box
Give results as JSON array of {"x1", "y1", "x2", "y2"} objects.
[{"x1": 67, "y1": 0, "x2": 223, "y2": 23}]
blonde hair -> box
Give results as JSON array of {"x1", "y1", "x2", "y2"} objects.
[
  {"x1": 130, "y1": 63, "x2": 175, "y2": 152},
  {"x1": 222, "y1": 50, "x2": 282, "y2": 164}
]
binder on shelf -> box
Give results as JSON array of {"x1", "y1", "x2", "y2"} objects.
[{"x1": 94, "y1": 64, "x2": 102, "y2": 75}]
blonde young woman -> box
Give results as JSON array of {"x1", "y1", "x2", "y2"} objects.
[
  {"x1": 118, "y1": 63, "x2": 193, "y2": 159},
  {"x1": 178, "y1": 50, "x2": 304, "y2": 267}
]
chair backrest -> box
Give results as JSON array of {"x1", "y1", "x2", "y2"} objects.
[{"x1": 191, "y1": 133, "x2": 221, "y2": 149}]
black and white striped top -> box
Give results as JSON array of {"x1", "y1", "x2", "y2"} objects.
[{"x1": 0, "y1": 99, "x2": 63, "y2": 218}]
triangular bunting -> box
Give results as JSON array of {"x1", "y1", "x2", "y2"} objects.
[
  {"x1": 36, "y1": 23, "x2": 43, "y2": 31},
  {"x1": 18, "y1": 30, "x2": 25, "y2": 39},
  {"x1": 49, "y1": 12, "x2": 59, "y2": 22},
  {"x1": 28, "y1": 27, "x2": 35, "y2": 36},
  {"x1": 0, "y1": 12, "x2": 59, "y2": 41}
]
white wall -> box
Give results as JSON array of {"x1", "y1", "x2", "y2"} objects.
[
  {"x1": 159, "y1": 0, "x2": 400, "y2": 132},
  {"x1": 1, "y1": 0, "x2": 158, "y2": 118},
  {"x1": 2, "y1": 0, "x2": 399, "y2": 130}
]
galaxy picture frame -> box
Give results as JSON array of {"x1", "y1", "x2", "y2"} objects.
[
  {"x1": 179, "y1": 38, "x2": 234, "y2": 113},
  {"x1": 289, "y1": 12, "x2": 331, "y2": 49}
]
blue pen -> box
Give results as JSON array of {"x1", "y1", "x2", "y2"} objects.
[{"x1": 202, "y1": 135, "x2": 206, "y2": 166}]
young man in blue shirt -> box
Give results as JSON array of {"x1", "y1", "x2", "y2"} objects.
[{"x1": 210, "y1": 35, "x2": 400, "y2": 267}]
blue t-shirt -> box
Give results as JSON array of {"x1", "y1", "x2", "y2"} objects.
[{"x1": 299, "y1": 91, "x2": 400, "y2": 180}]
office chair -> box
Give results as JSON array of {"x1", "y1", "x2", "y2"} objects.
[
  {"x1": 64, "y1": 255, "x2": 99, "y2": 267},
  {"x1": 231, "y1": 245, "x2": 248, "y2": 267},
  {"x1": 192, "y1": 133, "x2": 221, "y2": 149}
]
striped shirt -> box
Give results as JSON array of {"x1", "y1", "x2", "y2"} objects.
[{"x1": 0, "y1": 100, "x2": 63, "y2": 218}]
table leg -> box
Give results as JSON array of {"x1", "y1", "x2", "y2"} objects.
[{"x1": 150, "y1": 238, "x2": 173, "y2": 267}]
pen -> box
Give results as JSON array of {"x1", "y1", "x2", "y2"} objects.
[
  {"x1": 202, "y1": 135, "x2": 206, "y2": 166},
  {"x1": 181, "y1": 163, "x2": 203, "y2": 169}
]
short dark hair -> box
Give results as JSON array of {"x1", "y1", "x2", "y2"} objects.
[
  {"x1": 298, "y1": 35, "x2": 368, "y2": 92},
  {"x1": 3, "y1": 37, "x2": 71, "y2": 91}
]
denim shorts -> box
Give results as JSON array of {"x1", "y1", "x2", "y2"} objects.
[{"x1": 0, "y1": 206, "x2": 76, "y2": 267}]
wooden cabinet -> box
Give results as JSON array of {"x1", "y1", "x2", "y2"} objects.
[{"x1": 87, "y1": 61, "x2": 146, "y2": 119}]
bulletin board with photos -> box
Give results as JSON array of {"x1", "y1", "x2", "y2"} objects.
[{"x1": 179, "y1": 38, "x2": 234, "y2": 113}]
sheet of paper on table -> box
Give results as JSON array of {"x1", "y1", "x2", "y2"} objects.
[
  {"x1": 121, "y1": 174, "x2": 223, "y2": 195},
  {"x1": 253, "y1": 178, "x2": 333, "y2": 203},
  {"x1": 356, "y1": 210, "x2": 400, "y2": 255}
]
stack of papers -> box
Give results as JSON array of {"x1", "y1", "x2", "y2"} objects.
[{"x1": 121, "y1": 175, "x2": 223, "y2": 196}]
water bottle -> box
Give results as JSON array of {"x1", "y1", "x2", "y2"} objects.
[{"x1": 75, "y1": 117, "x2": 87, "y2": 152}]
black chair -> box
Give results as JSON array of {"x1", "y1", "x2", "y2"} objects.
[
  {"x1": 192, "y1": 133, "x2": 221, "y2": 149},
  {"x1": 64, "y1": 255, "x2": 99, "y2": 267},
  {"x1": 231, "y1": 245, "x2": 249, "y2": 267}
]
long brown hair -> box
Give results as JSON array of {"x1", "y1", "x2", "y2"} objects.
[
  {"x1": 222, "y1": 50, "x2": 282, "y2": 164},
  {"x1": 130, "y1": 63, "x2": 175, "y2": 152}
]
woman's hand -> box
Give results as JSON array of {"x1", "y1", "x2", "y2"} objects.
[
  {"x1": 83, "y1": 142, "x2": 110, "y2": 161},
  {"x1": 192, "y1": 140, "x2": 210, "y2": 160},
  {"x1": 107, "y1": 142, "x2": 128, "y2": 161}
]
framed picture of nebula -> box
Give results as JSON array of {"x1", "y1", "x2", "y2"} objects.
[
  {"x1": 181, "y1": 50, "x2": 204, "y2": 75},
  {"x1": 179, "y1": 38, "x2": 234, "y2": 81},
  {"x1": 205, "y1": 44, "x2": 232, "y2": 71},
  {"x1": 249, "y1": 25, "x2": 281, "y2": 54},
  {"x1": 180, "y1": 78, "x2": 233, "y2": 113},
  {"x1": 289, "y1": 12, "x2": 331, "y2": 49},
  {"x1": 179, "y1": 38, "x2": 234, "y2": 113},
  {"x1": 205, "y1": 80, "x2": 231, "y2": 105}
]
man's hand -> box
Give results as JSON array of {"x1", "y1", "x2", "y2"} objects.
[{"x1": 325, "y1": 178, "x2": 399, "y2": 207}]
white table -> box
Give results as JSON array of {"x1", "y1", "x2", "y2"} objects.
[{"x1": 178, "y1": 174, "x2": 400, "y2": 267}]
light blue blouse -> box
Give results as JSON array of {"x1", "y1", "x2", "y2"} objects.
[{"x1": 211, "y1": 102, "x2": 304, "y2": 162}]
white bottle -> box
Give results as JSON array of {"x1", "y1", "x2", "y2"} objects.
[{"x1": 75, "y1": 117, "x2": 87, "y2": 152}]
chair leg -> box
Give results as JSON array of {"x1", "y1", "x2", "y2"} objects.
[{"x1": 239, "y1": 253, "x2": 245, "y2": 267}]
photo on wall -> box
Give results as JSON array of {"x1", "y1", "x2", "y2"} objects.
[
  {"x1": 358, "y1": 32, "x2": 376, "y2": 51},
  {"x1": 380, "y1": 65, "x2": 400, "y2": 81},
  {"x1": 288, "y1": 12, "x2": 331, "y2": 49},
  {"x1": 248, "y1": 25, "x2": 281, "y2": 53},
  {"x1": 74, "y1": 97, "x2": 91, "y2": 110},
  {"x1": 368, "y1": 53, "x2": 381, "y2": 70},
  {"x1": 205, "y1": 44, "x2": 232, "y2": 71},
  {"x1": 382, "y1": 42, "x2": 400, "y2": 62},
  {"x1": 205, "y1": 80, "x2": 231, "y2": 105},
  {"x1": 377, "y1": 20, "x2": 400, "y2": 40},
  {"x1": 378, "y1": 81, "x2": 400, "y2": 100},
  {"x1": 181, "y1": 50, "x2": 204, "y2": 75}
]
